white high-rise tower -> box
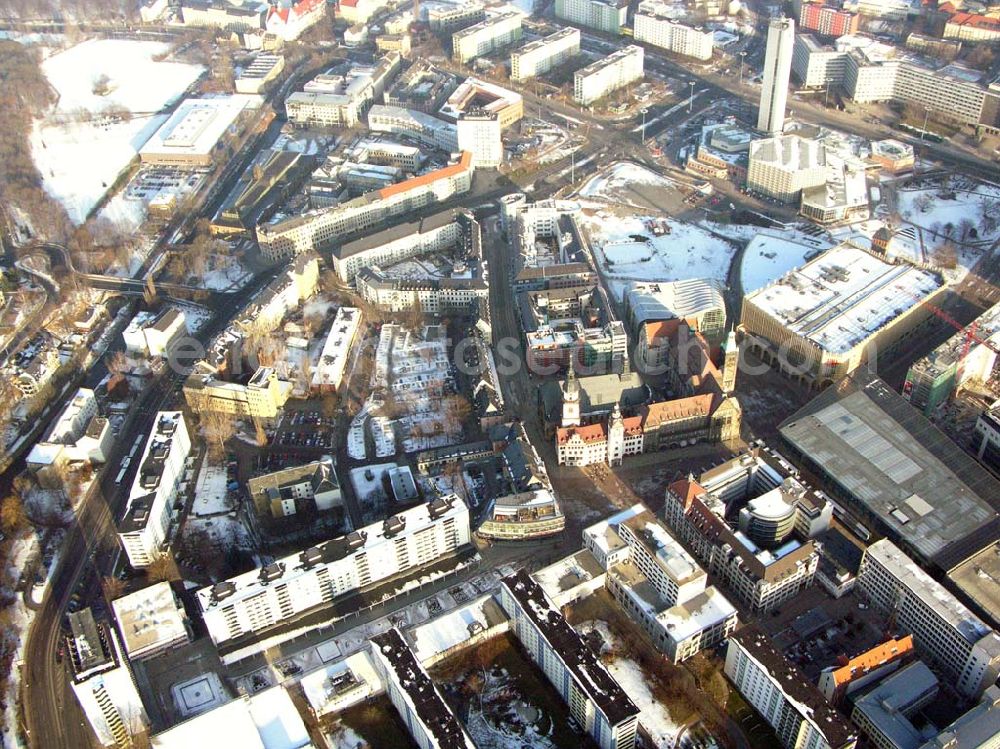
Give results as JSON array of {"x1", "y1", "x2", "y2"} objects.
[{"x1": 757, "y1": 17, "x2": 794, "y2": 134}]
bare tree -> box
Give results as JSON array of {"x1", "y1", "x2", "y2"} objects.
[
  {"x1": 202, "y1": 411, "x2": 237, "y2": 461},
  {"x1": 101, "y1": 576, "x2": 125, "y2": 603},
  {"x1": 146, "y1": 555, "x2": 178, "y2": 583},
  {"x1": 0, "y1": 495, "x2": 26, "y2": 535},
  {"x1": 108, "y1": 350, "x2": 130, "y2": 375}
]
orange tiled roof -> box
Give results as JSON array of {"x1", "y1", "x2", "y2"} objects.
[
  {"x1": 642, "y1": 394, "x2": 714, "y2": 425},
  {"x1": 667, "y1": 478, "x2": 707, "y2": 508},
  {"x1": 556, "y1": 422, "x2": 607, "y2": 445},
  {"x1": 950, "y1": 11, "x2": 1000, "y2": 28},
  {"x1": 378, "y1": 151, "x2": 473, "y2": 199},
  {"x1": 830, "y1": 636, "x2": 915, "y2": 687}
]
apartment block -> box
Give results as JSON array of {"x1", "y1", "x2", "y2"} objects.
[
  {"x1": 664, "y1": 476, "x2": 819, "y2": 613},
  {"x1": 198, "y1": 496, "x2": 470, "y2": 645},
  {"x1": 857, "y1": 539, "x2": 1000, "y2": 699},
  {"x1": 111, "y1": 582, "x2": 192, "y2": 661},
  {"x1": 67, "y1": 609, "x2": 149, "y2": 748},
  {"x1": 725, "y1": 626, "x2": 858, "y2": 749},
  {"x1": 118, "y1": 412, "x2": 190, "y2": 569},
  {"x1": 511, "y1": 27, "x2": 581, "y2": 81},
  {"x1": 574, "y1": 45, "x2": 644, "y2": 106},
  {"x1": 555, "y1": 0, "x2": 627, "y2": 34},
  {"x1": 330, "y1": 207, "x2": 474, "y2": 283},
  {"x1": 799, "y1": 2, "x2": 858, "y2": 37},
  {"x1": 583, "y1": 505, "x2": 737, "y2": 663},
  {"x1": 634, "y1": 1, "x2": 714, "y2": 61},
  {"x1": 247, "y1": 456, "x2": 341, "y2": 519},
  {"x1": 817, "y1": 635, "x2": 915, "y2": 705},
  {"x1": 500, "y1": 570, "x2": 641, "y2": 749},
  {"x1": 452, "y1": 11, "x2": 522, "y2": 64},
  {"x1": 851, "y1": 662, "x2": 939, "y2": 749},
  {"x1": 792, "y1": 34, "x2": 849, "y2": 88},
  {"x1": 370, "y1": 628, "x2": 477, "y2": 749},
  {"x1": 257, "y1": 151, "x2": 473, "y2": 260}
]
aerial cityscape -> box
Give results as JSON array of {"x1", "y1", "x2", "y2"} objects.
[{"x1": 0, "y1": 0, "x2": 999, "y2": 746}]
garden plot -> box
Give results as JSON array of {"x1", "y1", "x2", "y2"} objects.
[
  {"x1": 30, "y1": 39, "x2": 204, "y2": 224},
  {"x1": 576, "y1": 620, "x2": 684, "y2": 749},
  {"x1": 580, "y1": 211, "x2": 737, "y2": 301},
  {"x1": 740, "y1": 231, "x2": 833, "y2": 293}
]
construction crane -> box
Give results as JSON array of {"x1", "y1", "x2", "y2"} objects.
[{"x1": 896, "y1": 284, "x2": 1000, "y2": 364}]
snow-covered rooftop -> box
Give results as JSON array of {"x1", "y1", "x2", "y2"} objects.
[
  {"x1": 111, "y1": 581, "x2": 188, "y2": 658},
  {"x1": 140, "y1": 96, "x2": 250, "y2": 161},
  {"x1": 745, "y1": 244, "x2": 942, "y2": 354}
]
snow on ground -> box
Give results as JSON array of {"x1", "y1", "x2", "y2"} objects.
[
  {"x1": 578, "y1": 162, "x2": 679, "y2": 204},
  {"x1": 186, "y1": 514, "x2": 253, "y2": 554},
  {"x1": 328, "y1": 725, "x2": 366, "y2": 748},
  {"x1": 349, "y1": 463, "x2": 395, "y2": 503},
  {"x1": 896, "y1": 182, "x2": 1000, "y2": 242},
  {"x1": 580, "y1": 212, "x2": 737, "y2": 301},
  {"x1": 576, "y1": 620, "x2": 682, "y2": 748},
  {"x1": 740, "y1": 231, "x2": 833, "y2": 292},
  {"x1": 192, "y1": 456, "x2": 234, "y2": 516},
  {"x1": 202, "y1": 257, "x2": 253, "y2": 291},
  {"x1": 31, "y1": 39, "x2": 204, "y2": 224},
  {"x1": 410, "y1": 595, "x2": 494, "y2": 662},
  {"x1": 169, "y1": 302, "x2": 212, "y2": 334}
]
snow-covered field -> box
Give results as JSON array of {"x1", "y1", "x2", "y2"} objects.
[
  {"x1": 740, "y1": 231, "x2": 833, "y2": 292},
  {"x1": 579, "y1": 162, "x2": 680, "y2": 205},
  {"x1": 580, "y1": 212, "x2": 737, "y2": 301},
  {"x1": 31, "y1": 39, "x2": 204, "y2": 224}
]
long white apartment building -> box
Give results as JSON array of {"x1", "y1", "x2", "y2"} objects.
[
  {"x1": 68, "y1": 609, "x2": 149, "y2": 748},
  {"x1": 357, "y1": 268, "x2": 488, "y2": 314},
  {"x1": 725, "y1": 625, "x2": 858, "y2": 749},
  {"x1": 857, "y1": 539, "x2": 1000, "y2": 699},
  {"x1": 370, "y1": 628, "x2": 477, "y2": 749},
  {"x1": 511, "y1": 27, "x2": 581, "y2": 81},
  {"x1": 792, "y1": 33, "x2": 1000, "y2": 130},
  {"x1": 574, "y1": 45, "x2": 644, "y2": 106},
  {"x1": 368, "y1": 104, "x2": 459, "y2": 151},
  {"x1": 198, "y1": 496, "x2": 470, "y2": 645},
  {"x1": 330, "y1": 207, "x2": 475, "y2": 283},
  {"x1": 118, "y1": 412, "x2": 190, "y2": 569},
  {"x1": 500, "y1": 570, "x2": 641, "y2": 749},
  {"x1": 452, "y1": 10, "x2": 522, "y2": 64},
  {"x1": 555, "y1": 0, "x2": 627, "y2": 34},
  {"x1": 311, "y1": 307, "x2": 361, "y2": 393},
  {"x1": 256, "y1": 151, "x2": 473, "y2": 260},
  {"x1": 634, "y1": 1, "x2": 714, "y2": 61},
  {"x1": 584, "y1": 505, "x2": 738, "y2": 663}
]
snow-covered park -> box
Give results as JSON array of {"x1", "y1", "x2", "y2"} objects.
[
  {"x1": 895, "y1": 179, "x2": 1000, "y2": 244},
  {"x1": 580, "y1": 212, "x2": 737, "y2": 300},
  {"x1": 30, "y1": 39, "x2": 204, "y2": 225}
]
